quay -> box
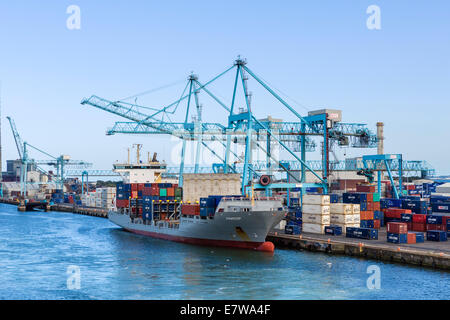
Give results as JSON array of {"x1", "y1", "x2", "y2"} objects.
[
  {"x1": 0, "y1": 198, "x2": 108, "y2": 218},
  {"x1": 268, "y1": 230, "x2": 450, "y2": 271}
]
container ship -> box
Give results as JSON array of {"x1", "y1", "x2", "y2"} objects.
[{"x1": 108, "y1": 152, "x2": 285, "y2": 252}]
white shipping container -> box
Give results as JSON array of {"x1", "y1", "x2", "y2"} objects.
[
  {"x1": 303, "y1": 213, "x2": 330, "y2": 225},
  {"x1": 302, "y1": 223, "x2": 325, "y2": 234},
  {"x1": 352, "y1": 214, "x2": 361, "y2": 224},
  {"x1": 302, "y1": 194, "x2": 330, "y2": 205},
  {"x1": 330, "y1": 214, "x2": 353, "y2": 224},
  {"x1": 352, "y1": 204, "x2": 360, "y2": 214},
  {"x1": 436, "y1": 183, "x2": 450, "y2": 194},
  {"x1": 274, "y1": 220, "x2": 287, "y2": 230},
  {"x1": 330, "y1": 203, "x2": 353, "y2": 215},
  {"x1": 302, "y1": 204, "x2": 330, "y2": 215}
]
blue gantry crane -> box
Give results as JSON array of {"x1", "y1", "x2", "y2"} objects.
[{"x1": 81, "y1": 58, "x2": 381, "y2": 196}]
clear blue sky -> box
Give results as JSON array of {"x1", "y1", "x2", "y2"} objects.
[{"x1": 0, "y1": 1, "x2": 449, "y2": 174}]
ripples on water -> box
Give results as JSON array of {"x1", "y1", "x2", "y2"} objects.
[{"x1": 0, "y1": 203, "x2": 447, "y2": 300}]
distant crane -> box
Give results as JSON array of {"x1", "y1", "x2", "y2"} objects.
[{"x1": 6, "y1": 116, "x2": 92, "y2": 196}]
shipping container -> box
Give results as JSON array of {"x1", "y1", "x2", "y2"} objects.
[
  {"x1": 302, "y1": 213, "x2": 330, "y2": 225},
  {"x1": 426, "y1": 230, "x2": 448, "y2": 242},
  {"x1": 343, "y1": 193, "x2": 368, "y2": 203},
  {"x1": 431, "y1": 202, "x2": 450, "y2": 213},
  {"x1": 302, "y1": 223, "x2": 326, "y2": 234},
  {"x1": 387, "y1": 232, "x2": 407, "y2": 244},
  {"x1": 412, "y1": 223, "x2": 426, "y2": 232},
  {"x1": 380, "y1": 198, "x2": 402, "y2": 209},
  {"x1": 387, "y1": 222, "x2": 408, "y2": 234},
  {"x1": 302, "y1": 194, "x2": 330, "y2": 205},
  {"x1": 324, "y1": 225, "x2": 342, "y2": 236},
  {"x1": 285, "y1": 224, "x2": 301, "y2": 235},
  {"x1": 346, "y1": 227, "x2": 378, "y2": 240},
  {"x1": 360, "y1": 219, "x2": 374, "y2": 229},
  {"x1": 302, "y1": 204, "x2": 330, "y2": 215},
  {"x1": 426, "y1": 215, "x2": 443, "y2": 225},
  {"x1": 330, "y1": 203, "x2": 353, "y2": 215}
]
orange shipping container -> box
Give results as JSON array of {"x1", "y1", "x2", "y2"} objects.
[
  {"x1": 167, "y1": 187, "x2": 175, "y2": 197},
  {"x1": 373, "y1": 202, "x2": 380, "y2": 211},
  {"x1": 360, "y1": 210, "x2": 374, "y2": 220}
]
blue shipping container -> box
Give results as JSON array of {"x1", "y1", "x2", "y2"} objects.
[
  {"x1": 431, "y1": 202, "x2": 450, "y2": 213},
  {"x1": 426, "y1": 231, "x2": 448, "y2": 242},
  {"x1": 208, "y1": 195, "x2": 225, "y2": 206},
  {"x1": 401, "y1": 200, "x2": 428, "y2": 214},
  {"x1": 285, "y1": 224, "x2": 301, "y2": 235},
  {"x1": 387, "y1": 232, "x2": 407, "y2": 244},
  {"x1": 200, "y1": 197, "x2": 216, "y2": 208},
  {"x1": 412, "y1": 232, "x2": 425, "y2": 243},
  {"x1": 343, "y1": 193, "x2": 367, "y2": 204},
  {"x1": 325, "y1": 225, "x2": 342, "y2": 236},
  {"x1": 427, "y1": 215, "x2": 443, "y2": 225},
  {"x1": 330, "y1": 194, "x2": 339, "y2": 203},
  {"x1": 346, "y1": 227, "x2": 378, "y2": 240},
  {"x1": 400, "y1": 213, "x2": 413, "y2": 222},
  {"x1": 373, "y1": 210, "x2": 383, "y2": 220},
  {"x1": 360, "y1": 220, "x2": 374, "y2": 228},
  {"x1": 380, "y1": 198, "x2": 402, "y2": 209},
  {"x1": 200, "y1": 207, "x2": 215, "y2": 217}
]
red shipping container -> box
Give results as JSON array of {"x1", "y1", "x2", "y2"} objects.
[
  {"x1": 373, "y1": 219, "x2": 380, "y2": 229},
  {"x1": 142, "y1": 187, "x2": 152, "y2": 196},
  {"x1": 116, "y1": 199, "x2": 129, "y2": 208},
  {"x1": 442, "y1": 216, "x2": 450, "y2": 226},
  {"x1": 138, "y1": 183, "x2": 145, "y2": 191},
  {"x1": 366, "y1": 202, "x2": 373, "y2": 211},
  {"x1": 356, "y1": 185, "x2": 376, "y2": 193},
  {"x1": 412, "y1": 223, "x2": 426, "y2": 232},
  {"x1": 138, "y1": 207, "x2": 143, "y2": 214},
  {"x1": 131, "y1": 183, "x2": 138, "y2": 192},
  {"x1": 407, "y1": 233, "x2": 416, "y2": 244},
  {"x1": 406, "y1": 185, "x2": 415, "y2": 191},
  {"x1": 406, "y1": 222, "x2": 413, "y2": 231},
  {"x1": 426, "y1": 224, "x2": 446, "y2": 231},
  {"x1": 412, "y1": 214, "x2": 426, "y2": 223},
  {"x1": 151, "y1": 187, "x2": 159, "y2": 196},
  {"x1": 387, "y1": 222, "x2": 408, "y2": 234},
  {"x1": 366, "y1": 193, "x2": 374, "y2": 202},
  {"x1": 384, "y1": 208, "x2": 412, "y2": 219},
  {"x1": 181, "y1": 204, "x2": 200, "y2": 215}
]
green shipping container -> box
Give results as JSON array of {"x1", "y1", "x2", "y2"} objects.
[
  {"x1": 373, "y1": 192, "x2": 381, "y2": 202},
  {"x1": 159, "y1": 188, "x2": 167, "y2": 197},
  {"x1": 174, "y1": 187, "x2": 182, "y2": 197}
]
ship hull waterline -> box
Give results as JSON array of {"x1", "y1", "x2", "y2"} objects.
[{"x1": 108, "y1": 209, "x2": 285, "y2": 252}]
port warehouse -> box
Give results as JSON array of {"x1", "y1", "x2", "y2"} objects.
[{"x1": 1, "y1": 58, "x2": 449, "y2": 268}]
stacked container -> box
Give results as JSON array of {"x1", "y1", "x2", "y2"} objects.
[
  {"x1": 115, "y1": 182, "x2": 182, "y2": 222},
  {"x1": 301, "y1": 194, "x2": 330, "y2": 234},
  {"x1": 329, "y1": 203, "x2": 359, "y2": 234}
]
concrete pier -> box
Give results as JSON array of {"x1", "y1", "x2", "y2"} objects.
[
  {"x1": 268, "y1": 230, "x2": 450, "y2": 271},
  {"x1": 50, "y1": 203, "x2": 108, "y2": 218}
]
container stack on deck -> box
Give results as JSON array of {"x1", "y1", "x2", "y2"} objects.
[{"x1": 116, "y1": 182, "x2": 182, "y2": 222}]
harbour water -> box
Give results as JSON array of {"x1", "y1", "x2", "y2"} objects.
[{"x1": 0, "y1": 204, "x2": 447, "y2": 300}]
